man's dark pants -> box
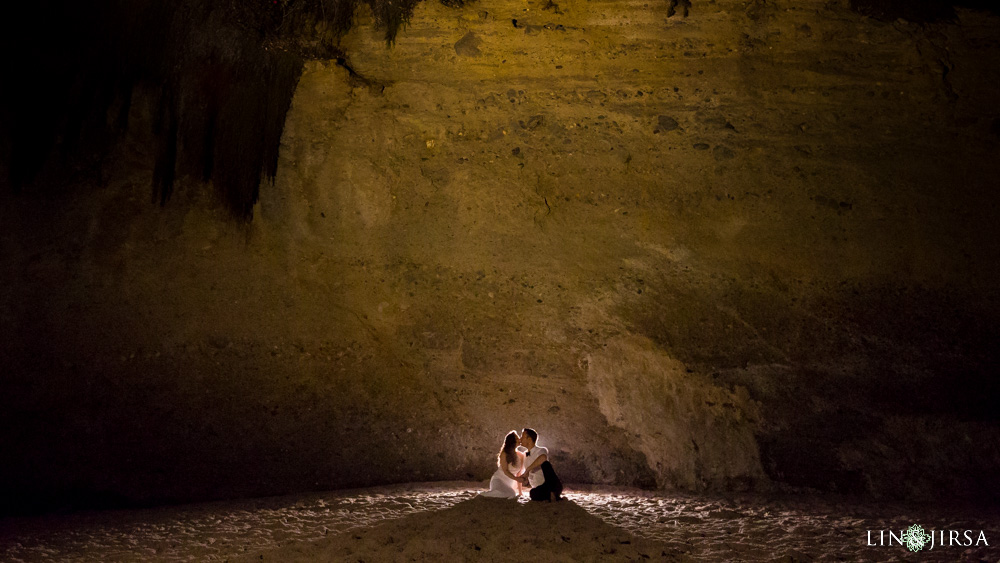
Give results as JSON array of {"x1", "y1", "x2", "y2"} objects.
[{"x1": 528, "y1": 461, "x2": 563, "y2": 501}]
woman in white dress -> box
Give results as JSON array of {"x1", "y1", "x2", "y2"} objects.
[{"x1": 480, "y1": 431, "x2": 524, "y2": 498}]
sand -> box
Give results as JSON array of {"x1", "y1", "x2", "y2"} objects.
[
  {"x1": 231, "y1": 496, "x2": 669, "y2": 562},
  {"x1": 2, "y1": 482, "x2": 998, "y2": 562}
]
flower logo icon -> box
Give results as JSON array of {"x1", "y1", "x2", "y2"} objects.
[{"x1": 901, "y1": 524, "x2": 931, "y2": 552}]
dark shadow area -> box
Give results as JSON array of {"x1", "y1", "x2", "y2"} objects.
[
  {"x1": 622, "y1": 277, "x2": 1000, "y2": 503},
  {"x1": 0, "y1": 0, "x2": 428, "y2": 219},
  {"x1": 851, "y1": 0, "x2": 1000, "y2": 22}
]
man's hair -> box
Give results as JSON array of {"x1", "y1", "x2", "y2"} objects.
[{"x1": 522, "y1": 428, "x2": 538, "y2": 443}]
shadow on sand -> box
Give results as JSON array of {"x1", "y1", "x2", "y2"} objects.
[{"x1": 237, "y1": 495, "x2": 674, "y2": 562}]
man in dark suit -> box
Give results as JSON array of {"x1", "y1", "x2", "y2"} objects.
[{"x1": 519, "y1": 428, "x2": 563, "y2": 501}]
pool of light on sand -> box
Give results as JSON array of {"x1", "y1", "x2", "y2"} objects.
[{"x1": 2, "y1": 482, "x2": 997, "y2": 562}]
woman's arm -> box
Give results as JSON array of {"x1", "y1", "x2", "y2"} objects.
[
  {"x1": 514, "y1": 452, "x2": 526, "y2": 476},
  {"x1": 500, "y1": 453, "x2": 518, "y2": 480},
  {"x1": 516, "y1": 452, "x2": 525, "y2": 495}
]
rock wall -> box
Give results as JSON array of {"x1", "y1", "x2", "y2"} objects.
[
  {"x1": 2, "y1": 0, "x2": 1000, "y2": 513},
  {"x1": 586, "y1": 336, "x2": 765, "y2": 491}
]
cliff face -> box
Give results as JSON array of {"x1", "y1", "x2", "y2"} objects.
[{"x1": 2, "y1": 0, "x2": 1000, "y2": 513}]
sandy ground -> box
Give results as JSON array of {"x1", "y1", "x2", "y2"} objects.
[{"x1": 2, "y1": 483, "x2": 997, "y2": 562}]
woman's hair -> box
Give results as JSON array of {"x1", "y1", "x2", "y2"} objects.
[{"x1": 498, "y1": 431, "x2": 519, "y2": 468}]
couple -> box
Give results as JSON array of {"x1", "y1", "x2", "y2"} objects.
[{"x1": 481, "y1": 428, "x2": 563, "y2": 501}]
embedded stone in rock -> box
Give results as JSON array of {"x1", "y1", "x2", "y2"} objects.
[
  {"x1": 454, "y1": 32, "x2": 482, "y2": 57},
  {"x1": 713, "y1": 145, "x2": 736, "y2": 161},
  {"x1": 700, "y1": 116, "x2": 737, "y2": 132},
  {"x1": 657, "y1": 115, "x2": 680, "y2": 132},
  {"x1": 693, "y1": 143, "x2": 710, "y2": 150}
]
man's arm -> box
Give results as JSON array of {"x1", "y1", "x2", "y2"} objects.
[{"x1": 523, "y1": 453, "x2": 547, "y2": 474}]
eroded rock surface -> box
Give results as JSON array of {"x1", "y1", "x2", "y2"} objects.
[{"x1": 2, "y1": 0, "x2": 999, "y2": 511}]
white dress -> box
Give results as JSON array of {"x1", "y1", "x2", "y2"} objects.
[{"x1": 480, "y1": 454, "x2": 523, "y2": 498}]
